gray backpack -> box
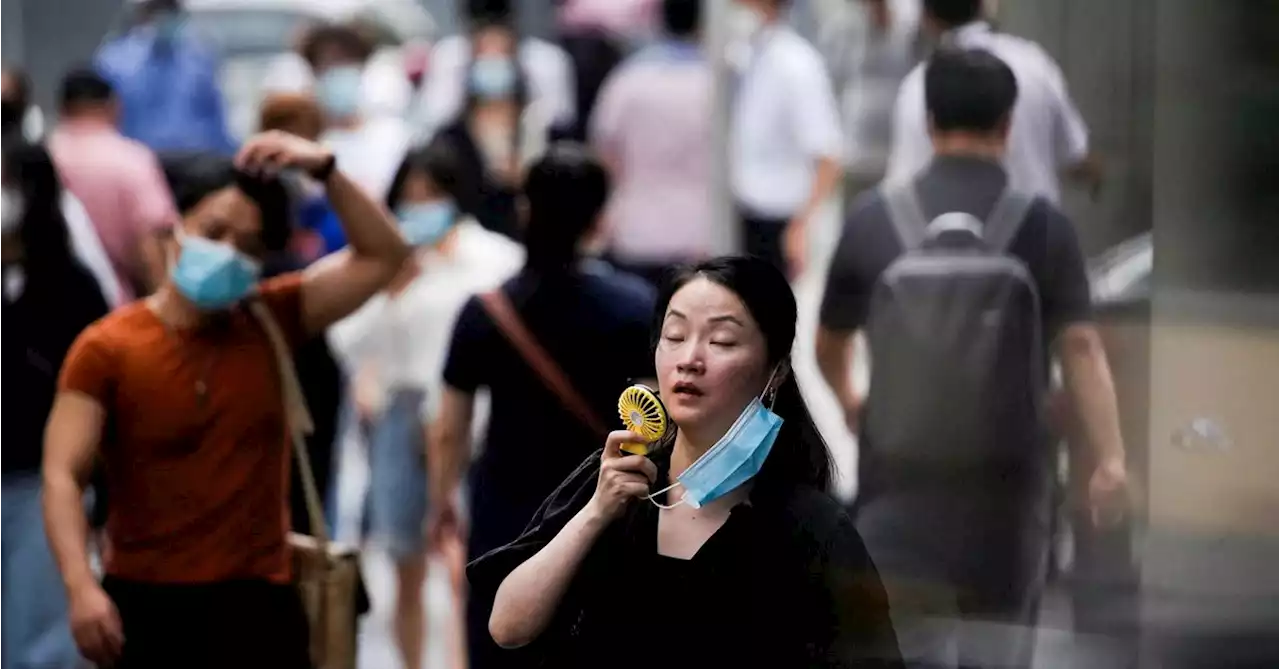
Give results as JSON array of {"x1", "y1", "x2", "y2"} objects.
[{"x1": 863, "y1": 184, "x2": 1045, "y2": 474}]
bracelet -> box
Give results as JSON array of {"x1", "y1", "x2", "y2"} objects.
[{"x1": 309, "y1": 153, "x2": 337, "y2": 182}]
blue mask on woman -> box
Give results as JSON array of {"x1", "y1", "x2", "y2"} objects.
[
  {"x1": 317, "y1": 66, "x2": 363, "y2": 118},
  {"x1": 171, "y1": 234, "x2": 262, "y2": 310},
  {"x1": 397, "y1": 201, "x2": 457, "y2": 247},
  {"x1": 650, "y1": 372, "x2": 785, "y2": 510},
  {"x1": 469, "y1": 56, "x2": 517, "y2": 100}
]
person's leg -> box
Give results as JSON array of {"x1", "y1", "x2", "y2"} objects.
[
  {"x1": 368, "y1": 389, "x2": 430, "y2": 669},
  {"x1": 2, "y1": 473, "x2": 82, "y2": 669},
  {"x1": 736, "y1": 208, "x2": 789, "y2": 274}
]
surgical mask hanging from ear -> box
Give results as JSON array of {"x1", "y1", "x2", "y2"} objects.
[{"x1": 648, "y1": 366, "x2": 786, "y2": 510}]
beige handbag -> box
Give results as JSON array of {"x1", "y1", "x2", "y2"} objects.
[{"x1": 251, "y1": 301, "x2": 361, "y2": 669}]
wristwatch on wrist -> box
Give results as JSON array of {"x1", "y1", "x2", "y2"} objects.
[{"x1": 309, "y1": 153, "x2": 337, "y2": 182}]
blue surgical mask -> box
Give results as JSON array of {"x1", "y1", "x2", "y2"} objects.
[
  {"x1": 469, "y1": 56, "x2": 517, "y2": 100},
  {"x1": 650, "y1": 371, "x2": 785, "y2": 510},
  {"x1": 171, "y1": 234, "x2": 262, "y2": 310},
  {"x1": 316, "y1": 66, "x2": 363, "y2": 118},
  {"x1": 397, "y1": 201, "x2": 457, "y2": 247}
]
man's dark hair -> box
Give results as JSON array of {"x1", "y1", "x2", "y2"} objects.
[
  {"x1": 923, "y1": 0, "x2": 984, "y2": 27},
  {"x1": 662, "y1": 0, "x2": 701, "y2": 37},
  {"x1": 159, "y1": 153, "x2": 292, "y2": 252},
  {"x1": 463, "y1": 0, "x2": 512, "y2": 25},
  {"x1": 386, "y1": 138, "x2": 471, "y2": 210},
  {"x1": 301, "y1": 23, "x2": 374, "y2": 69},
  {"x1": 522, "y1": 143, "x2": 609, "y2": 271},
  {"x1": 58, "y1": 68, "x2": 115, "y2": 113},
  {"x1": 2, "y1": 67, "x2": 31, "y2": 107},
  {"x1": 925, "y1": 47, "x2": 1018, "y2": 133}
]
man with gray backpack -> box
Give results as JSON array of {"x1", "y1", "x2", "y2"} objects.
[{"x1": 816, "y1": 47, "x2": 1128, "y2": 668}]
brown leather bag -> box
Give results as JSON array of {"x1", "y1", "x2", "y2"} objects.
[
  {"x1": 478, "y1": 290, "x2": 609, "y2": 438},
  {"x1": 250, "y1": 301, "x2": 361, "y2": 669}
]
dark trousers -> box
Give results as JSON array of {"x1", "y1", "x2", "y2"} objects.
[
  {"x1": 737, "y1": 207, "x2": 790, "y2": 275},
  {"x1": 102, "y1": 577, "x2": 311, "y2": 669},
  {"x1": 557, "y1": 30, "x2": 626, "y2": 141}
]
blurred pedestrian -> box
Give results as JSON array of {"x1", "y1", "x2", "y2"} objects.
[
  {"x1": 303, "y1": 23, "x2": 413, "y2": 201},
  {"x1": 591, "y1": 0, "x2": 713, "y2": 287},
  {"x1": 3, "y1": 141, "x2": 111, "y2": 669},
  {"x1": 42, "y1": 131, "x2": 410, "y2": 668},
  {"x1": 1, "y1": 68, "x2": 36, "y2": 143},
  {"x1": 730, "y1": 0, "x2": 844, "y2": 278},
  {"x1": 476, "y1": 256, "x2": 903, "y2": 667},
  {"x1": 816, "y1": 48, "x2": 1126, "y2": 669},
  {"x1": 417, "y1": 0, "x2": 575, "y2": 140},
  {"x1": 329, "y1": 139, "x2": 523, "y2": 669},
  {"x1": 430, "y1": 144, "x2": 655, "y2": 668},
  {"x1": 554, "y1": 0, "x2": 658, "y2": 140},
  {"x1": 2, "y1": 67, "x2": 125, "y2": 308},
  {"x1": 49, "y1": 68, "x2": 179, "y2": 301},
  {"x1": 94, "y1": 0, "x2": 236, "y2": 154},
  {"x1": 426, "y1": 17, "x2": 552, "y2": 240},
  {"x1": 884, "y1": 0, "x2": 1097, "y2": 203}
]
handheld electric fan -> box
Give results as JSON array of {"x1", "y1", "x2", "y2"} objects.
[{"x1": 617, "y1": 384, "x2": 669, "y2": 456}]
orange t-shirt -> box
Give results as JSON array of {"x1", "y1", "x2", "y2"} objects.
[{"x1": 58, "y1": 274, "x2": 307, "y2": 584}]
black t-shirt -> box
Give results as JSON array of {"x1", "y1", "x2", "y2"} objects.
[
  {"x1": 467, "y1": 448, "x2": 904, "y2": 668},
  {"x1": 820, "y1": 156, "x2": 1092, "y2": 338},
  {"x1": 443, "y1": 261, "x2": 656, "y2": 557}
]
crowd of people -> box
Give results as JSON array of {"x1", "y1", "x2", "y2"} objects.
[{"x1": 2, "y1": 0, "x2": 1131, "y2": 668}]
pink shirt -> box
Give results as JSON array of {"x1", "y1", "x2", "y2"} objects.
[
  {"x1": 50, "y1": 120, "x2": 177, "y2": 301},
  {"x1": 590, "y1": 43, "x2": 713, "y2": 263},
  {"x1": 558, "y1": 0, "x2": 658, "y2": 39}
]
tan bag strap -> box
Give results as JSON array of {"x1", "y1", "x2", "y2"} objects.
[
  {"x1": 478, "y1": 290, "x2": 609, "y2": 438},
  {"x1": 248, "y1": 300, "x2": 330, "y2": 550}
]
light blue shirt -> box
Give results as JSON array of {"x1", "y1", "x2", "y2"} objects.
[{"x1": 95, "y1": 28, "x2": 236, "y2": 155}]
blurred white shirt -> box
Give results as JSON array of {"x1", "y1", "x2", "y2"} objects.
[
  {"x1": 321, "y1": 116, "x2": 412, "y2": 200},
  {"x1": 885, "y1": 21, "x2": 1089, "y2": 203},
  {"x1": 327, "y1": 220, "x2": 524, "y2": 416},
  {"x1": 730, "y1": 24, "x2": 844, "y2": 218},
  {"x1": 414, "y1": 35, "x2": 576, "y2": 141}
]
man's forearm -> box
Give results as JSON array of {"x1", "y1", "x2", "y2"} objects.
[
  {"x1": 816, "y1": 328, "x2": 859, "y2": 409},
  {"x1": 429, "y1": 430, "x2": 469, "y2": 505},
  {"x1": 1061, "y1": 338, "x2": 1126, "y2": 465},
  {"x1": 324, "y1": 170, "x2": 409, "y2": 262},
  {"x1": 801, "y1": 156, "x2": 842, "y2": 220},
  {"x1": 42, "y1": 470, "x2": 96, "y2": 595}
]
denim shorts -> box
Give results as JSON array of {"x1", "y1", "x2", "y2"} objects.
[
  {"x1": 363, "y1": 388, "x2": 429, "y2": 559},
  {"x1": 2, "y1": 472, "x2": 82, "y2": 669}
]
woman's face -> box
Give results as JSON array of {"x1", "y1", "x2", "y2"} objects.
[
  {"x1": 396, "y1": 168, "x2": 447, "y2": 208},
  {"x1": 655, "y1": 277, "x2": 772, "y2": 443}
]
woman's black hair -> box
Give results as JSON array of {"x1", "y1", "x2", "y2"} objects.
[
  {"x1": 157, "y1": 152, "x2": 292, "y2": 253},
  {"x1": 522, "y1": 143, "x2": 609, "y2": 273},
  {"x1": 3, "y1": 141, "x2": 82, "y2": 281},
  {"x1": 384, "y1": 138, "x2": 470, "y2": 211},
  {"x1": 654, "y1": 256, "x2": 835, "y2": 495}
]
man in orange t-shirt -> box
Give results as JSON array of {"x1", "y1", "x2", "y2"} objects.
[{"x1": 42, "y1": 131, "x2": 411, "y2": 668}]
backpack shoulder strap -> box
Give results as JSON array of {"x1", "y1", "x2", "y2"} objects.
[
  {"x1": 880, "y1": 182, "x2": 930, "y2": 251},
  {"x1": 983, "y1": 187, "x2": 1036, "y2": 252}
]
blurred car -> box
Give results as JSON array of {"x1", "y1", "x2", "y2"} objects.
[{"x1": 183, "y1": 0, "x2": 436, "y2": 141}]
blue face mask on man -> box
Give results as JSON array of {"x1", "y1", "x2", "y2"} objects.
[
  {"x1": 317, "y1": 66, "x2": 363, "y2": 119},
  {"x1": 171, "y1": 233, "x2": 262, "y2": 310},
  {"x1": 396, "y1": 201, "x2": 457, "y2": 247},
  {"x1": 468, "y1": 56, "x2": 517, "y2": 100},
  {"x1": 649, "y1": 368, "x2": 785, "y2": 510}
]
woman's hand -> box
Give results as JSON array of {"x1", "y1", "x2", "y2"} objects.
[{"x1": 588, "y1": 431, "x2": 658, "y2": 523}]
